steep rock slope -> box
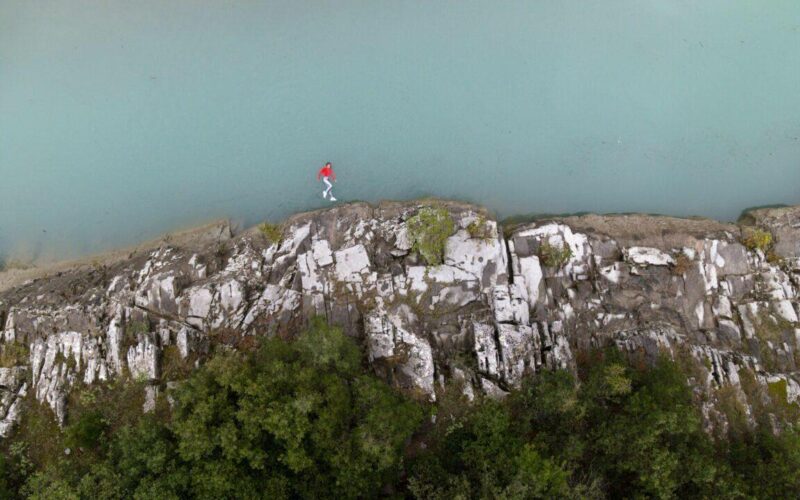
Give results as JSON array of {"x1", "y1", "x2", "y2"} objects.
[{"x1": 1, "y1": 201, "x2": 799, "y2": 434}]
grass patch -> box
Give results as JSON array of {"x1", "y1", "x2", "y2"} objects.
[
  {"x1": 126, "y1": 320, "x2": 149, "y2": 337},
  {"x1": 0, "y1": 343, "x2": 29, "y2": 368},
  {"x1": 736, "y1": 368, "x2": 800, "y2": 424},
  {"x1": 766, "y1": 379, "x2": 800, "y2": 422},
  {"x1": 124, "y1": 320, "x2": 150, "y2": 349},
  {"x1": 754, "y1": 311, "x2": 793, "y2": 343},
  {"x1": 766, "y1": 249, "x2": 783, "y2": 266},
  {"x1": 741, "y1": 228, "x2": 773, "y2": 252},
  {"x1": 52, "y1": 350, "x2": 77, "y2": 371},
  {"x1": 466, "y1": 215, "x2": 493, "y2": 241},
  {"x1": 539, "y1": 241, "x2": 572, "y2": 268},
  {"x1": 767, "y1": 379, "x2": 789, "y2": 405},
  {"x1": 258, "y1": 222, "x2": 283, "y2": 244},
  {"x1": 758, "y1": 343, "x2": 779, "y2": 373},
  {"x1": 406, "y1": 206, "x2": 455, "y2": 265}
]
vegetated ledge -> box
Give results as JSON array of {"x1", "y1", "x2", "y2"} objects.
[{"x1": 1, "y1": 198, "x2": 799, "y2": 436}]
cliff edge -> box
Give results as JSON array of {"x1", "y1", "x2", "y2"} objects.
[{"x1": 2, "y1": 200, "x2": 800, "y2": 435}]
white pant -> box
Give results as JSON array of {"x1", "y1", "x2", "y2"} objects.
[{"x1": 322, "y1": 177, "x2": 334, "y2": 198}]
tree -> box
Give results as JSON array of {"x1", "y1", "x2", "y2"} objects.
[
  {"x1": 168, "y1": 317, "x2": 423, "y2": 498},
  {"x1": 408, "y1": 398, "x2": 573, "y2": 499}
]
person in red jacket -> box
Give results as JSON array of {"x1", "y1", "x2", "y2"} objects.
[{"x1": 317, "y1": 162, "x2": 337, "y2": 201}]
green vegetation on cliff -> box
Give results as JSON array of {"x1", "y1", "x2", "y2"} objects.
[
  {"x1": 741, "y1": 228, "x2": 773, "y2": 253},
  {"x1": 258, "y1": 222, "x2": 283, "y2": 244},
  {"x1": 538, "y1": 241, "x2": 572, "y2": 268},
  {"x1": 2, "y1": 322, "x2": 800, "y2": 499},
  {"x1": 407, "y1": 206, "x2": 456, "y2": 265}
]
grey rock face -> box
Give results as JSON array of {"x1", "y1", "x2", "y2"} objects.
[{"x1": 2, "y1": 201, "x2": 800, "y2": 435}]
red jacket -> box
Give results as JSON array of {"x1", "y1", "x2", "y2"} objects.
[{"x1": 317, "y1": 165, "x2": 335, "y2": 181}]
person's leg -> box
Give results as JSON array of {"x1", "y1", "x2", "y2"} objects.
[
  {"x1": 326, "y1": 181, "x2": 336, "y2": 201},
  {"x1": 323, "y1": 177, "x2": 332, "y2": 198}
]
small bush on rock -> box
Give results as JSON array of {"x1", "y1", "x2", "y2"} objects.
[
  {"x1": 539, "y1": 241, "x2": 572, "y2": 268},
  {"x1": 407, "y1": 206, "x2": 456, "y2": 265},
  {"x1": 466, "y1": 215, "x2": 493, "y2": 241},
  {"x1": 258, "y1": 222, "x2": 283, "y2": 244},
  {"x1": 742, "y1": 228, "x2": 773, "y2": 252}
]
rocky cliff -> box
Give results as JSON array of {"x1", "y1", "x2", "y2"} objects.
[{"x1": 2, "y1": 200, "x2": 800, "y2": 435}]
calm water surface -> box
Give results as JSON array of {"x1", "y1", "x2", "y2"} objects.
[{"x1": 2, "y1": 1, "x2": 800, "y2": 259}]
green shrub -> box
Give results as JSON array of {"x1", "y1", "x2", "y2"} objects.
[
  {"x1": 603, "y1": 363, "x2": 632, "y2": 396},
  {"x1": 258, "y1": 222, "x2": 283, "y2": 244},
  {"x1": 64, "y1": 411, "x2": 107, "y2": 450},
  {"x1": 742, "y1": 228, "x2": 773, "y2": 252},
  {"x1": 26, "y1": 317, "x2": 422, "y2": 499},
  {"x1": 768, "y1": 379, "x2": 789, "y2": 405},
  {"x1": 407, "y1": 206, "x2": 456, "y2": 265},
  {"x1": 538, "y1": 241, "x2": 572, "y2": 268},
  {"x1": 122, "y1": 321, "x2": 150, "y2": 353},
  {"x1": 8, "y1": 394, "x2": 65, "y2": 474},
  {"x1": 466, "y1": 215, "x2": 493, "y2": 241},
  {"x1": 754, "y1": 311, "x2": 793, "y2": 343},
  {"x1": 65, "y1": 380, "x2": 148, "y2": 439},
  {"x1": 125, "y1": 320, "x2": 149, "y2": 338},
  {"x1": 0, "y1": 442, "x2": 33, "y2": 498}
]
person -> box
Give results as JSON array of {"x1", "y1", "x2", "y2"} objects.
[{"x1": 317, "y1": 162, "x2": 337, "y2": 201}]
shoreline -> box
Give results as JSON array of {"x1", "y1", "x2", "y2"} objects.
[
  {"x1": 0, "y1": 198, "x2": 787, "y2": 294},
  {"x1": 2, "y1": 195, "x2": 800, "y2": 440},
  {"x1": 0, "y1": 219, "x2": 233, "y2": 294}
]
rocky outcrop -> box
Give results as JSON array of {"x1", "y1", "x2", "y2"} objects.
[{"x1": 1, "y1": 201, "x2": 800, "y2": 435}]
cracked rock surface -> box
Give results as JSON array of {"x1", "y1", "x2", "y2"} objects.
[{"x1": 2, "y1": 201, "x2": 800, "y2": 434}]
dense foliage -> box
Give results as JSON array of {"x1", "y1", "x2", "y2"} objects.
[{"x1": 2, "y1": 322, "x2": 800, "y2": 499}]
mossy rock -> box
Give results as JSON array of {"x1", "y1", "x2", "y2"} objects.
[
  {"x1": 0, "y1": 342, "x2": 29, "y2": 368},
  {"x1": 407, "y1": 206, "x2": 456, "y2": 265}
]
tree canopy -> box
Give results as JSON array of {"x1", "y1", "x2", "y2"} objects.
[{"x1": 3, "y1": 321, "x2": 800, "y2": 499}]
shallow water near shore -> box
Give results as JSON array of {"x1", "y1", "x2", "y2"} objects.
[{"x1": 2, "y1": 0, "x2": 800, "y2": 260}]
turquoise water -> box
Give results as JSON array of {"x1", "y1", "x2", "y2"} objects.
[{"x1": 2, "y1": 1, "x2": 800, "y2": 260}]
